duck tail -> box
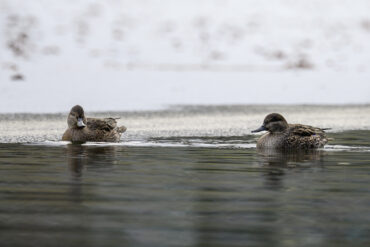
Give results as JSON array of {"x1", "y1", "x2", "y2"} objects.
[
  {"x1": 117, "y1": 126, "x2": 127, "y2": 133},
  {"x1": 321, "y1": 128, "x2": 331, "y2": 131}
]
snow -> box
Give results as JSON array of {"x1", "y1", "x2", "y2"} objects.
[{"x1": 1, "y1": 0, "x2": 370, "y2": 113}]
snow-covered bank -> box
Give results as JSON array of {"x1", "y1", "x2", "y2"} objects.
[
  {"x1": 1, "y1": 0, "x2": 370, "y2": 112},
  {"x1": 1, "y1": 105, "x2": 369, "y2": 143}
]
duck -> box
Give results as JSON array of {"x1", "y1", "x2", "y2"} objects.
[
  {"x1": 62, "y1": 105, "x2": 127, "y2": 143},
  {"x1": 252, "y1": 113, "x2": 328, "y2": 149}
]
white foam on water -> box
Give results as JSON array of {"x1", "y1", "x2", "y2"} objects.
[
  {"x1": 24, "y1": 141, "x2": 70, "y2": 146},
  {"x1": 23, "y1": 141, "x2": 370, "y2": 152},
  {"x1": 83, "y1": 141, "x2": 189, "y2": 148},
  {"x1": 31, "y1": 140, "x2": 256, "y2": 149},
  {"x1": 323, "y1": 145, "x2": 370, "y2": 152}
]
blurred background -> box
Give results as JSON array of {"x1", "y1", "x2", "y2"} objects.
[
  {"x1": 1, "y1": 0, "x2": 370, "y2": 113},
  {"x1": 1, "y1": 3, "x2": 370, "y2": 246}
]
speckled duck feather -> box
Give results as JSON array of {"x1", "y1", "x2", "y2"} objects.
[
  {"x1": 254, "y1": 113, "x2": 329, "y2": 150},
  {"x1": 62, "y1": 106, "x2": 127, "y2": 143}
]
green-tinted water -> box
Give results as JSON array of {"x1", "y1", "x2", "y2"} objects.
[{"x1": 1, "y1": 131, "x2": 370, "y2": 247}]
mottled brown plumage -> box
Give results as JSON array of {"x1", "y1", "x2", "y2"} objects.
[
  {"x1": 62, "y1": 105, "x2": 127, "y2": 143},
  {"x1": 252, "y1": 113, "x2": 328, "y2": 149}
]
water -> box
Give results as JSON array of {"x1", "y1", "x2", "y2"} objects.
[{"x1": 1, "y1": 105, "x2": 370, "y2": 246}]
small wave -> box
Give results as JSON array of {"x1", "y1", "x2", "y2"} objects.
[
  {"x1": 25, "y1": 140, "x2": 256, "y2": 149},
  {"x1": 83, "y1": 141, "x2": 188, "y2": 147},
  {"x1": 185, "y1": 143, "x2": 256, "y2": 149},
  {"x1": 84, "y1": 141, "x2": 256, "y2": 149},
  {"x1": 24, "y1": 141, "x2": 70, "y2": 146},
  {"x1": 323, "y1": 145, "x2": 370, "y2": 152},
  {"x1": 23, "y1": 141, "x2": 370, "y2": 152}
]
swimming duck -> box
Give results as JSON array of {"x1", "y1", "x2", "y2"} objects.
[
  {"x1": 252, "y1": 113, "x2": 328, "y2": 149},
  {"x1": 62, "y1": 105, "x2": 127, "y2": 143}
]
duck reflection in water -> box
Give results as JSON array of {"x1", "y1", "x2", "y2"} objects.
[
  {"x1": 257, "y1": 148, "x2": 324, "y2": 189},
  {"x1": 67, "y1": 144, "x2": 87, "y2": 178},
  {"x1": 66, "y1": 144, "x2": 119, "y2": 202},
  {"x1": 66, "y1": 144, "x2": 119, "y2": 177}
]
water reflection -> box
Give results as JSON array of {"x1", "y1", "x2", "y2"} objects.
[
  {"x1": 257, "y1": 149, "x2": 324, "y2": 167},
  {"x1": 66, "y1": 144, "x2": 118, "y2": 177},
  {"x1": 192, "y1": 149, "x2": 327, "y2": 245},
  {"x1": 1, "y1": 139, "x2": 370, "y2": 246},
  {"x1": 257, "y1": 149, "x2": 324, "y2": 189},
  {"x1": 66, "y1": 144, "x2": 87, "y2": 177},
  {"x1": 66, "y1": 144, "x2": 118, "y2": 203}
]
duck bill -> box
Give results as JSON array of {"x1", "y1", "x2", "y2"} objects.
[
  {"x1": 251, "y1": 125, "x2": 267, "y2": 133},
  {"x1": 77, "y1": 118, "x2": 86, "y2": 128}
]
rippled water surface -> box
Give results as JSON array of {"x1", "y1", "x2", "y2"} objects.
[{"x1": 1, "y1": 106, "x2": 370, "y2": 246}]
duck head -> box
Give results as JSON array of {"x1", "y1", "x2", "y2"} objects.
[
  {"x1": 67, "y1": 105, "x2": 87, "y2": 129},
  {"x1": 252, "y1": 113, "x2": 289, "y2": 133}
]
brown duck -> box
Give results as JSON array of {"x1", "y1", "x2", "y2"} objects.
[
  {"x1": 62, "y1": 105, "x2": 127, "y2": 143},
  {"x1": 252, "y1": 113, "x2": 328, "y2": 149}
]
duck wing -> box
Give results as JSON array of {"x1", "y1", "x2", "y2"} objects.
[
  {"x1": 289, "y1": 124, "x2": 319, "y2": 136},
  {"x1": 285, "y1": 124, "x2": 328, "y2": 148},
  {"x1": 87, "y1": 118, "x2": 117, "y2": 132}
]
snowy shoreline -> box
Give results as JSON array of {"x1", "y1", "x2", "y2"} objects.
[{"x1": 1, "y1": 104, "x2": 369, "y2": 143}]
